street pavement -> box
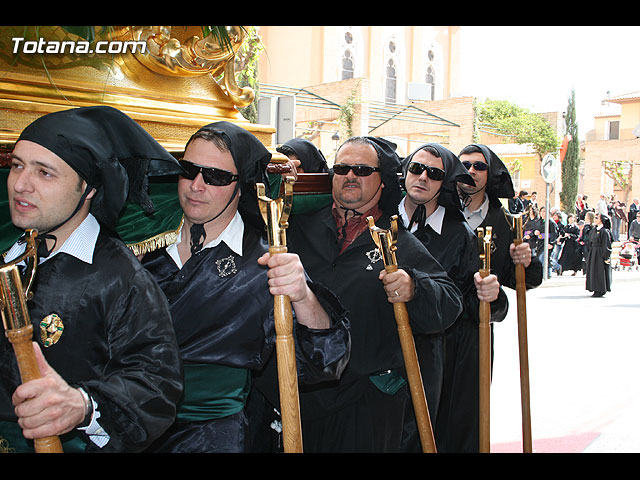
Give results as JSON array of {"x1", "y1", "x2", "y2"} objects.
[{"x1": 489, "y1": 265, "x2": 640, "y2": 453}]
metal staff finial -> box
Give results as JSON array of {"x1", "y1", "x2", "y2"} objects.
[
  {"x1": 0, "y1": 229, "x2": 38, "y2": 331},
  {"x1": 0, "y1": 229, "x2": 64, "y2": 453},
  {"x1": 512, "y1": 213, "x2": 524, "y2": 243},
  {"x1": 367, "y1": 215, "x2": 399, "y2": 267},
  {"x1": 477, "y1": 226, "x2": 493, "y2": 272},
  {"x1": 257, "y1": 176, "x2": 295, "y2": 248}
]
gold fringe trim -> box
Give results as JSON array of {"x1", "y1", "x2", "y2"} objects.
[{"x1": 127, "y1": 217, "x2": 184, "y2": 257}]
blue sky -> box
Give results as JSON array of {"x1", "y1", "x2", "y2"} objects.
[{"x1": 457, "y1": 26, "x2": 640, "y2": 139}]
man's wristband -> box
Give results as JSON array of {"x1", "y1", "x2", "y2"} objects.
[{"x1": 77, "y1": 387, "x2": 94, "y2": 428}]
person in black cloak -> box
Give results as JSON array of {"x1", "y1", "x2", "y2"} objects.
[
  {"x1": 282, "y1": 135, "x2": 463, "y2": 452},
  {"x1": 585, "y1": 213, "x2": 612, "y2": 297},
  {"x1": 140, "y1": 121, "x2": 350, "y2": 453},
  {"x1": 397, "y1": 143, "x2": 508, "y2": 453},
  {"x1": 559, "y1": 213, "x2": 583, "y2": 275},
  {"x1": 455, "y1": 144, "x2": 543, "y2": 451},
  {"x1": 458, "y1": 144, "x2": 542, "y2": 290},
  {"x1": 276, "y1": 137, "x2": 329, "y2": 173},
  {"x1": 0, "y1": 106, "x2": 184, "y2": 452}
]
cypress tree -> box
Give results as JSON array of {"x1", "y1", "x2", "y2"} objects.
[{"x1": 560, "y1": 89, "x2": 580, "y2": 213}]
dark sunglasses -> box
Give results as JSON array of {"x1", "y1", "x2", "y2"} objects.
[
  {"x1": 407, "y1": 162, "x2": 445, "y2": 181},
  {"x1": 179, "y1": 160, "x2": 239, "y2": 186},
  {"x1": 333, "y1": 163, "x2": 381, "y2": 176},
  {"x1": 462, "y1": 161, "x2": 489, "y2": 171}
]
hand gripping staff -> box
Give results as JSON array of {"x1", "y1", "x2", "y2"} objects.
[
  {"x1": 256, "y1": 177, "x2": 303, "y2": 453},
  {"x1": 476, "y1": 226, "x2": 492, "y2": 453},
  {"x1": 367, "y1": 215, "x2": 437, "y2": 453},
  {"x1": 0, "y1": 229, "x2": 63, "y2": 453},
  {"x1": 512, "y1": 214, "x2": 533, "y2": 453}
]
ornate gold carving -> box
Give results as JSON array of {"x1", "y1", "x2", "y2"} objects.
[{"x1": 40, "y1": 313, "x2": 64, "y2": 347}]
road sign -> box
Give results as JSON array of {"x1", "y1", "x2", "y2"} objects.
[{"x1": 541, "y1": 154, "x2": 559, "y2": 183}]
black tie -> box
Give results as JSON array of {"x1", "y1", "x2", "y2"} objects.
[
  {"x1": 190, "y1": 223, "x2": 206, "y2": 255},
  {"x1": 337, "y1": 207, "x2": 362, "y2": 251},
  {"x1": 408, "y1": 204, "x2": 427, "y2": 230},
  {"x1": 36, "y1": 233, "x2": 57, "y2": 260}
]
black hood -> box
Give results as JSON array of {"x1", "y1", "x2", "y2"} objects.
[
  {"x1": 276, "y1": 138, "x2": 329, "y2": 173},
  {"x1": 18, "y1": 105, "x2": 181, "y2": 229},
  {"x1": 188, "y1": 121, "x2": 272, "y2": 230},
  {"x1": 461, "y1": 143, "x2": 515, "y2": 201},
  {"x1": 401, "y1": 142, "x2": 474, "y2": 211}
]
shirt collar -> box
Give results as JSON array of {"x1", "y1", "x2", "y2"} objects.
[
  {"x1": 167, "y1": 211, "x2": 244, "y2": 269},
  {"x1": 399, "y1": 197, "x2": 445, "y2": 235},
  {"x1": 4, "y1": 213, "x2": 100, "y2": 265},
  {"x1": 463, "y1": 193, "x2": 490, "y2": 230}
]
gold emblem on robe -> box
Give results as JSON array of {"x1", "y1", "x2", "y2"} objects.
[{"x1": 40, "y1": 313, "x2": 64, "y2": 347}]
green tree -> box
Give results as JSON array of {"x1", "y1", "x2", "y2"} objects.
[
  {"x1": 560, "y1": 90, "x2": 580, "y2": 213},
  {"x1": 477, "y1": 99, "x2": 559, "y2": 160}
]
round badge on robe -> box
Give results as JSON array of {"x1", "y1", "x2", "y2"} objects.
[
  {"x1": 365, "y1": 248, "x2": 382, "y2": 270},
  {"x1": 40, "y1": 313, "x2": 64, "y2": 347},
  {"x1": 216, "y1": 255, "x2": 237, "y2": 277}
]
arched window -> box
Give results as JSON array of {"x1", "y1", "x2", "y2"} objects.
[
  {"x1": 342, "y1": 49, "x2": 354, "y2": 80},
  {"x1": 385, "y1": 58, "x2": 397, "y2": 104},
  {"x1": 425, "y1": 65, "x2": 435, "y2": 101},
  {"x1": 339, "y1": 27, "x2": 362, "y2": 80},
  {"x1": 384, "y1": 39, "x2": 398, "y2": 104},
  {"x1": 423, "y1": 44, "x2": 443, "y2": 101}
]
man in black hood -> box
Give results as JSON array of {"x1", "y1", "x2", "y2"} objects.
[
  {"x1": 454, "y1": 144, "x2": 542, "y2": 451},
  {"x1": 398, "y1": 143, "x2": 508, "y2": 453},
  {"x1": 285, "y1": 136, "x2": 463, "y2": 452},
  {"x1": 276, "y1": 137, "x2": 329, "y2": 173},
  {"x1": 458, "y1": 144, "x2": 542, "y2": 290},
  {"x1": 1, "y1": 106, "x2": 183, "y2": 452},
  {"x1": 141, "y1": 121, "x2": 350, "y2": 452}
]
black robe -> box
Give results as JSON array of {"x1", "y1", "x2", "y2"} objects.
[
  {"x1": 523, "y1": 216, "x2": 542, "y2": 256},
  {"x1": 442, "y1": 201, "x2": 540, "y2": 453},
  {"x1": 286, "y1": 205, "x2": 463, "y2": 452},
  {"x1": 0, "y1": 230, "x2": 183, "y2": 453},
  {"x1": 559, "y1": 224, "x2": 583, "y2": 272},
  {"x1": 585, "y1": 226, "x2": 612, "y2": 294},
  {"x1": 408, "y1": 206, "x2": 508, "y2": 453},
  {"x1": 141, "y1": 223, "x2": 350, "y2": 452}
]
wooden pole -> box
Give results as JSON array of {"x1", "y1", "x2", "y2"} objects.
[
  {"x1": 513, "y1": 215, "x2": 533, "y2": 453},
  {"x1": 368, "y1": 216, "x2": 436, "y2": 453},
  {"x1": 256, "y1": 180, "x2": 303, "y2": 453},
  {"x1": 477, "y1": 226, "x2": 492, "y2": 453},
  {"x1": 0, "y1": 230, "x2": 63, "y2": 453}
]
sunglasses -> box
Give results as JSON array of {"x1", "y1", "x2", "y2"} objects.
[
  {"x1": 462, "y1": 161, "x2": 489, "y2": 171},
  {"x1": 333, "y1": 163, "x2": 381, "y2": 177},
  {"x1": 407, "y1": 162, "x2": 445, "y2": 181},
  {"x1": 179, "y1": 160, "x2": 239, "y2": 186}
]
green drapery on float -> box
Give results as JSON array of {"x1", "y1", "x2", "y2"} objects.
[{"x1": 1, "y1": 169, "x2": 333, "y2": 256}]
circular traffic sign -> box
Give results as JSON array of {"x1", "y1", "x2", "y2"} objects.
[{"x1": 541, "y1": 154, "x2": 559, "y2": 183}]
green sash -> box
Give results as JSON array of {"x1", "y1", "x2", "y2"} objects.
[{"x1": 177, "y1": 363, "x2": 251, "y2": 422}]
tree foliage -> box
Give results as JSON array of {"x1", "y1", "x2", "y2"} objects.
[
  {"x1": 477, "y1": 99, "x2": 559, "y2": 159},
  {"x1": 234, "y1": 26, "x2": 264, "y2": 123},
  {"x1": 560, "y1": 89, "x2": 580, "y2": 212}
]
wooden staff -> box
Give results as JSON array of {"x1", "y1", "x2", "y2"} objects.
[
  {"x1": 0, "y1": 229, "x2": 63, "y2": 453},
  {"x1": 477, "y1": 226, "x2": 492, "y2": 453},
  {"x1": 256, "y1": 177, "x2": 303, "y2": 453},
  {"x1": 513, "y1": 214, "x2": 533, "y2": 453},
  {"x1": 367, "y1": 215, "x2": 437, "y2": 453}
]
